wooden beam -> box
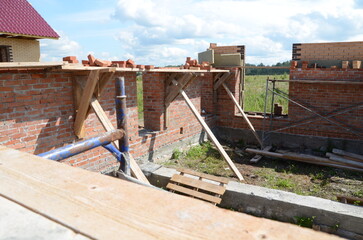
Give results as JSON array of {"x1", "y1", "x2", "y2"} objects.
[
  {"x1": 95, "y1": 71, "x2": 116, "y2": 97},
  {"x1": 245, "y1": 148, "x2": 363, "y2": 173},
  {"x1": 332, "y1": 149, "x2": 363, "y2": 162},
  {"x1": 269, "y1": 79, "x2": 363, "y2": 85},
  {"x1": 74, "y1": 70, "x2": 100, "y2": 138},
  {"x1": 0, "y1": 146, "x2": 342, "y2": 240},
  {"x1": 173, "y1": 80, "x2": 244, "y2": 181},
  {"x1": 90, "y1": 98, "x2": 117, "y2": 140},
  {"x1": 165, "y1": 73, "x2": 194, "y2": 106},
  {"x1": 221, "y1": 82, "x2": 263, "y2": 147},
  {"x1": 214, "y1": 72, "x2": 232, "y2": 90}
]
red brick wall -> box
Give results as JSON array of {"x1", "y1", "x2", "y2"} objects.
[
  {"x1": 293, "y1": 41, "x2": 363, "y2": 61},
  {"x1": 135, "y1": 72, "x2": 216, "y2": 158},
  {"x1": 0, "y1": 69, "x2": 139, "y2": 172},
  {"x1": 216, "y1": 67, "x2": 363, "y2": 141},
  {"x1": 0, "y1": 68, "x2": 216, "y2": 171},
  {"x1": 288, "y1": 68, "x2": 363, "y2": 140}
]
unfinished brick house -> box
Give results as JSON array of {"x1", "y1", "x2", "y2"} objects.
[
  {"x1": 1, "y1": 41, "x2": 363, "y2": 239},
  {"x1": 0, "y1": 41, "x2": 362, "y2": 172},
  {"x1": 0, "y1": 0, "x2": 59, "y2": 62}
]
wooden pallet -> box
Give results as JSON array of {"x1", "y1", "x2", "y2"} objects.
[{"x1": 166, "y1": 168, "x2": 229, "y2": 205}]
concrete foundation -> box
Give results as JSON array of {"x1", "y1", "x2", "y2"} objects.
[
  {"x1": 141, "y1": 163, "x2": 363, "y2": 240},
  {"x1": 216, "y1": 126, "x2": 363, "y2": 155}
]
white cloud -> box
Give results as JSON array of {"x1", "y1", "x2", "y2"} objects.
[
  {"x1": 42, "y1": 0, "x2": 363, "y2": 65},
  {"x1": 40, "y1": 31, "x2": 82, "y2": 62}
]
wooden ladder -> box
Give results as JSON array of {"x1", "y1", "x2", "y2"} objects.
[{"x1": 166, "y1": 168, "x2": 229, "y2": 205}]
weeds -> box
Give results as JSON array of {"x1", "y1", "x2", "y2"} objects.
[{"x1": 294, "y1": 216, "x2": 316, "y2": 228}]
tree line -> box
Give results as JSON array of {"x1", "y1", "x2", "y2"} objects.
[{"x1": 245, "y1": 61, "x2": 290, "y2": 75}]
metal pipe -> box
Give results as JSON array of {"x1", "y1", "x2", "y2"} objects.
[
  {"x1": 38, "y1": 130, "x2": 124, "y2": 161},
  {"x1": 115, "y1": 77, "x2": 130, "y2": 174},
  {"x1": 269, "y1": 89, "x2": 363, "y2": 139},
  {"x1": 261, "y1": 77, "x2": 270, "y2": 148}
]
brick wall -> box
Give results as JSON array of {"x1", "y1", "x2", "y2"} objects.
[
  {"x1": 0, "y1": 38, "x2": 40, "y2": 62},
  {"x1": 135, "y1": 72, "x2": 216, "y2": 158},
  {"x1": 293, "y1": 41, "x2": 363, "y2": 61},
  {"x1": 216, "y1": 66, "x2": 363, "y2": 142},
  {"x1": 209, "y1": 43, "x2": 245, "y2": 60},
  {"x1": 0, "y1": 69, "x2": 137, "y2": 172},
  {"x1": 0, "y1": 68, "x2": 216, "y2": 171}
]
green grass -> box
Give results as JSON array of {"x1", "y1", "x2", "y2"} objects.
[
  {"x1": 163, "y1": 142, "x2": 233, "y2": 177},
  {"x1": 136, "y1": 75, "x2": 143, "y2": 120},
  {"x1": 243, "y1": 74, "x2": 289, "y2": 114},
  {"x1": 136, "y1": 74, "x2": 289, "y2": 120}
]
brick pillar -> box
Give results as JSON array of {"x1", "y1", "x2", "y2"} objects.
[{"x1": 142, "y1": 72, "x2": 166, "y2": 131}]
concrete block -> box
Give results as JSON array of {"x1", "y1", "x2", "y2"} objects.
[
  {"x1": 214, "y1": 53, "x2": 242, "y2": 66},
  {"x1": 198, "y1": 49, "x2": 214, "y2": 65}
]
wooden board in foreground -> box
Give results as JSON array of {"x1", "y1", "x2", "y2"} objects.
[{"x1": 0, "y1": 146, "x2": 341, "y2": 240}]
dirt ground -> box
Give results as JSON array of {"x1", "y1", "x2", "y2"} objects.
[{"x1": 162, "y1": 142, "x2": 363, "y2": 202}]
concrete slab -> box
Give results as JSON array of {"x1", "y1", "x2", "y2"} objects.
[{"x1": 142, "y1": 165, "x2": 363, "y2": 240}]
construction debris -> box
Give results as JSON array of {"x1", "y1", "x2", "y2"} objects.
[{"x1": 245, "y1": 148, "x2": 363, "y2": 173}]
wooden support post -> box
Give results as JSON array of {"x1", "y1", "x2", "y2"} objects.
[
  {"x1": 173, "y1": 80, "x2": 244, "y2": 181},
  {"x1": 74, "y1": 70, "x2": 100, "y2": 138},
  {"x1": 221, "y1": 82, "x2": 263, "y2": 147}
]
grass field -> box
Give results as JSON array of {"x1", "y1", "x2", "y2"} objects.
[
  {"x1": 243, "y1": 74, "x2": 289, "y2": 114},
  {"x1": 136, "y1": 74, "x2": 290, "y2": 121}
]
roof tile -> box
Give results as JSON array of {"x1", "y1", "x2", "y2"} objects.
[{"x1": 0, "y1": 0, "x2": 59, "y2": 39}]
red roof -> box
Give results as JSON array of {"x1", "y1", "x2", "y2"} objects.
[{"x1": 0, "y1": 0, "x2": 59, "y2": 39}]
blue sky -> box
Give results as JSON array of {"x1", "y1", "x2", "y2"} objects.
[{"x1": 29, "y1": 0, "x2": 363, "y2": 66}]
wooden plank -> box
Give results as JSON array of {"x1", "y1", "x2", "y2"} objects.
[
  {"x1": 170, "y1": 174, "x2": 226, "y2": 195},
  {"x1": 245, "y1": 148, "x2": 363, "y2": 173},
  {"x1": 326, "y1": 153, "x2": 363, "y2": 169},
  {"x1": 166, "y1": 183, "x2": 222, "y2": 204},
  {"x1": 72, "y1": 78, "x2": 86, "y2": 138},
  {"x1": 222, "y1": 82, "x2": 263, "y2": 147},
  {"x1": 269, "y1": 80, "x2": 363, "y2": 85},
  {"x1": 0, "y1": 146, "x2": 342, "y2": 240},
  {"x1": 214, "y1": 72, "x2": 232, "y2": 91},
  {"x1": 332, "y1": 149, "x2": 363, "y2": 162},
  {"x1": 74, "y1": 70, "x2": 100, "y2": 138},
  {"x1": 250, "y1": 146, "x2": 272, "y2": 163},
  {"x1": 95, "y1": 71, "x2": 115, "y2": 97},
  {"x1": 91, "y1": 98, "x2": 115, "y2": 132},
  {"x1": 337, "y1": 195, "x2": 363, "y2": 206},
  {"x1": 177, "y1": 167, "x2": 229, "y2": 184},
  {"x1": 175, "y1": 81, "x2": 244, "y2": 181},
  {"x1": 0, "y1": 61, "x2": 65, "y2": 68}
]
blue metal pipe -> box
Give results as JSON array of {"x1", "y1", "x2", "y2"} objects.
[
  {"x1": 38, "y1": 130, "x2": 124, "y2": 161},
  {"x1": 115, "y1": 77, "x2": 130, "y2": 174}
]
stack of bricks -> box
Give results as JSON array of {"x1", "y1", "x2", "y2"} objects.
[
  {"x1": 208, "y1": 43, "x2": 245, "y2": 60},
  {"x1": 183, "y1": 57, "x2": 213, "y2": 70},
  {"x1": 292, "y1": 42, "x2": 363, "y2": 61},
  {"x1": 63, "y1": 56, "x2": 79, "y2": 64},
  {"x1": 81, "y1": 54, "x2": 155, "y2": 69}
]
